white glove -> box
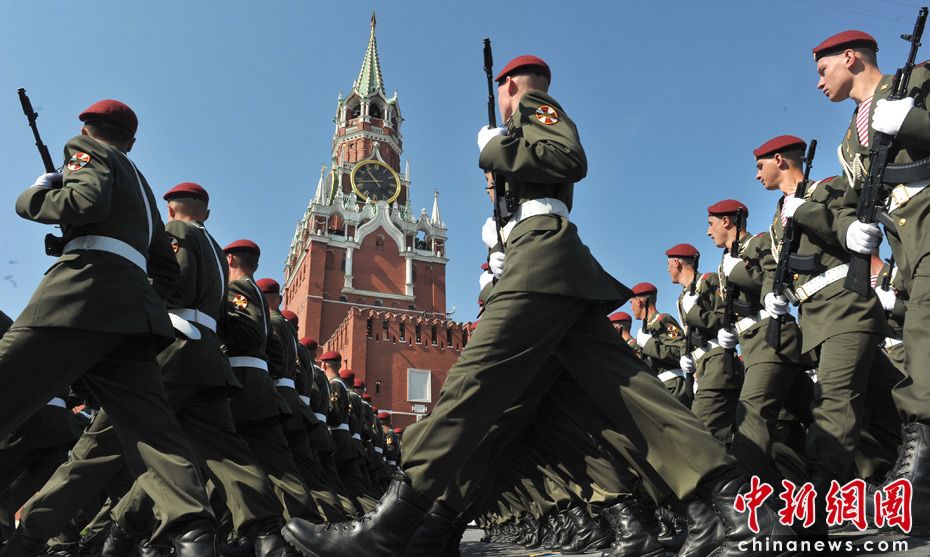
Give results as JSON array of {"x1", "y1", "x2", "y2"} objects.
[
  {"x1": 717, "y1": 328, "x2": 739, "y2": 349},
  {"x1": 681, "y1": 291, "x2": 699, "y2": 314},
  {"x1": 764, "y1": 293, "x2": 789, "y2": 316},
  {"x1": 680, "y1": 355, "x2": 696, "y2": 374},
  {"x1": 635, "y1": 328, "x2": 653, "y2": 348},
  {"x1": 477, "y1": 125, "x2": 507, "y2": 152},
  {"x1": 488, "y1": 251, "x2": 505, "y2": 279},
  {"x1": 875, "y1": 286, "x2": 897, "y2": 311},
  {"x1": 478, "y1": 271, "x2": 494, "y2": 290},
  {"x1": 872, "y1": 97, "x2": 914, "y2": 136},
  {"x1": 481, "y1": 217, "x2": 499, "y2": 249},
  {"x1": 845, "y1": 221, "x2": 882, "y2": 254},
  {"x1": 721, "y1": 253, "x2": 742, "y2": 276},
  {"x1": 781, "y1": 196, "x2": 806, "y2": 225},
  {"x1": 31, "y1": 172, "x2": 62, "y2": 189}
]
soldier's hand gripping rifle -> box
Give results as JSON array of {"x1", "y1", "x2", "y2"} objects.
[
  {"x1": 18, "y1": 88, "x2": 55, "y2": 173},
  {"x1": 482, "y1": 38, "x2": 509, "y2": 251},
  {"x1": 721, "y1": 208, "x2": 743, "y2": 378},
  {"x1": 845, "y1": 7, "x2": 927, "y2": 297},
  {"x1": 765, "y1": 139, "x2": 817, "y2": 349}
]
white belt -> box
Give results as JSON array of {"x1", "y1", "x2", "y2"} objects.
[
  {"x1": 735, "y1": 310, "x2": 771, "y2": 335},
  {"x1": 657, "y1": 369, "x2": 686, "y2": 383},
  {"x1": 501, "y1": 198, "x2": 570, "y2": 242},
  {"x1": 46, "y1": 397, "x2": 66, "y2": 408},
  {"x1": 333, "y1": 423, "x2": 350, "y2": 431},
  {"x1": 275, "y1": 378, "x2": 296, "y2": 389},
  {"x1": 353, "y1": 433, "x2": 362, "y2": 440},
  {"x1": 888, "y1": 180, "x2": 930, "y2": 213},
  {"x1": 299, "y1": 395, "x2": 311, "y2": 405},
  {"x1": 168, "y1": 308, "x2": 217, "y2": 333},
  {"x1": 793, "y1": 265, "x2": 849, "y2": 304},
  {"x1": 78, "y1": 410, "x2": 94, "y2": 419},
  {"x1": 691, "y1": 340, "x2": 721, "y2": 362},
  {"x1": 228, "y1": 356, "x2": 268, "y2": 372},
  {"x1": 884, "y1": 337, "x2": 903, "y2": 349},
  {"x1": 314, "y1": 412, "x2": 327, "y2": 422},
  {"x1": 375, "y1": 447, "x2": 383, "y2": 454},
  {"x1": 387, "y1": 460, "x2": 397, "y2": 466},
  {"x1": 63, "y1": 235, "x2": 146, "y2": 272}
]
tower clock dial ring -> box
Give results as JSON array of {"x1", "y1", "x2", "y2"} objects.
[{"x1": 350, "y1": 160, "x2": 402, "y2": 203}]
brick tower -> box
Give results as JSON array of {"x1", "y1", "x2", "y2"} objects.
[{"x1": 282, "y1": 14, "x2": 466, "y2": 425}]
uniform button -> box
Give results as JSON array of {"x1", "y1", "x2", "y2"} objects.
[
  {"x1": 899, "y1": 218, "x2": 907, "y2": 226},
  {"x1": 793, "y1": 273, "x2": 800, "y2": 281}
]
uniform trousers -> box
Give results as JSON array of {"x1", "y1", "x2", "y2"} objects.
[
  {"x1": 0, "y1": 328, "x2": 213, "y2": 539},
  {"x1": 691, "y1": 349, "x2": 743, "y2": 444},
  {"x1": 897, "y1": 257, "x2": 930, "y2": 424},
  {"x1": 400, "y1": 291, "x2": 734, "y2": 503}
]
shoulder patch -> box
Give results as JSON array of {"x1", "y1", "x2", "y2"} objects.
[
  {"x1": 666, "y1": 324, "x2": 680, "y2": 339},
  {"x1": 232, "y1": 294, "x2": 249, "y2": 310},
  {"x1": 67, "y1": 152, "x2": 91, "y2": 171},
  {"x1": 535, "y1": 105, "x2": 559, "y2": 125}
]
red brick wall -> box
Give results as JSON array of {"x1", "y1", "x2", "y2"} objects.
[{"x1": 352, "y1": 228, "x2": 405, "y2": 296}]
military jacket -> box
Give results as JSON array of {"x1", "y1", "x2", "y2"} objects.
[
  {"x1": 877, "y1": 262, "x2": 907, "y2": 370},
  {"x1": 478, "y1": 89, "x2": 631, "y2": 306},
  {"x1": 0, "y1": 310, "x2": 12, "y2": 336},
  {"x1": 268, "y1": 310, "x2": 297, "y2": 380},
  {"x1": 763, "y1": 178, "x2": 887, "y2": 352},
  {"x1": 834, "y1": 67, "x2": 930, "y2": 295},
  {"x1": 295, "y1": 350, "x2": 334, "y2": 452},
  {"x1": 640, "y1": 312, "x2": 685, "y2": 372},
  {"x1": 726, "y1": 232, "x2": 803, "y2": 367},
  {"x1": 328, "y1": 377, "x2": 357, "y2": 461},
  {"x1": 677, "y1": 272, "x2": 724, "y2": 348},
  {"x1": 157, "y1": 220, "x2": 238, "y2": 389},
  {"x1": 14, "y1": 135, "x2": 178, "y2": 336}
]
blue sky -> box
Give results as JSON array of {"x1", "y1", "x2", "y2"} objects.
[{"x1": 0, "y1": 0, "x2": 922, "y2": 323}]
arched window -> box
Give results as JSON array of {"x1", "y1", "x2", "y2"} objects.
[{"x1": 375, "y1": 381, "x2": 382, "y2": 394}]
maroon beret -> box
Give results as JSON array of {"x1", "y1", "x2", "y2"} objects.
[
  {"x1": 753, "y1": 135, "x2": 807, "y2": 159},
  {"x1": 163, "y1": 182, "x2": 209, "y2": 204},
  {"x1": 377, "y1": 411, "x2": 391, "y2": 420},
  {"x1": 320, "y1": 350, "x2": 341, "y2": 362},
  {"x1": 495, "y1": 54, "x2": 551, "y2": 84},
  {"x1": 608, "y1": 311, "x2": 632, "y2": 323},
  {"x1": 708, "y1": 199, "x2": 750, "y2": 218},
  {"x1": 223, "y1": 239, "x2": 260, "y2": 256},
  {"x1": 665, "y1": 243, "x2": 700, "y2": 259},
  {"x1": 299, "y1": 337, "x2": 318, "y2": 350},
  {"x1": 630, "y1": 282, "x2": 658, "y2": 297},
  {"x1": 393, "y1": 427, "x2": 403, "y2": 434},
  {"x1": 361, "y1": 393, "x2": 371, "y2": 401},
  {"x1": 339, "y1": 369, "x2": 355, "y2": 382},
  {"x1": 812, "y1": 30, "x2": 877, "y2": 60},
  {"x1": 79, "y1": 99, "x2": 138, "y2": 134},
  {"x1": 353, "y1": 378, "x2": 365, "y2": 388},
  {"x1": 280, "y1": 309, "x2": 298, "y2": 326},
  {"x1": 256, "y1": 278, "x2": 280, "y2": 294}
]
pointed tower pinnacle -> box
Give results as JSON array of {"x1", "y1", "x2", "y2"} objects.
[
  {"x1": 353, "y1": 12, "x2": 385, "y2": 97},
  {"x1": 313, "y1": 164, "x2": 328, "y2": 204},
  {"x1": 431, "y1": 189, "x2": 443, "y2": 226}
]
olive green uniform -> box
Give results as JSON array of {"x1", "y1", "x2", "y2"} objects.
[
  {"x1": 833, "y1": 67, "x2": 930, "y2": 425},
  {"x1": 679, "y1": 272, "x2": 743, "y2": 442},
  {"x1": 399, "y1": 89, "x2": 734, "y2": 504},
  {"x1": 639, "y1": 312, "x2": 693, "y2": 406},
  {"x1": 723, "y1": 231, "x2": 812, "y2": 483},
  {"x1": 764, "y1": 177, "x2": 887, "y2": 482},
  {"x1": 0, "y1": 134, "x2": 214, "y2": 539}
]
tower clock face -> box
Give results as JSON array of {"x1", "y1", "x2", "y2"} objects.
[{"x1": 350, "y1": 160, "x2": 401, "y2": 203}]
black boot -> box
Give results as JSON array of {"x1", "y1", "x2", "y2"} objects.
[
  {"x1": 0, "y1": 527, "x2": 45, "y2": 557},
  {"x1": 880, "y1": 422, "x2": 930, "y2": 535},
  {"x1": 521, "y1": 515, "x2": 542, "y2": 549},
  {"x1": 599, "y1": 498, "x2": 664, "y2": 557},
  {"x1": 45, "y1": 543, "x2": 80, "y2": 557},
  {"x1": 539, "y1": 514, "x2": 558, "y2": 549},
  {"x1": 441, "y1": 519, "x2": 465, "y2": 557},
  {"x1": 403, "y1": 501, "x2": 459, "y2": 557},
  {"x1": 656, "y1": 505, "x2": 686, "y2": 550},
  {"x1": 677, "y1": 497, "x2": 720, "y2": 557},
  {"x1": 553, "y1": 511, "x2": 575, "y2": 549},
  {"x1": 254, "y1": 533, "x2": 297, "y2": 557},
  {"x1": 703, "y1": 475, "x2": 796, "y2": 557},
  {"x1": 281, "y1": 474, "x2": 429, "y2": 557},
  {"x1": 170, "y1": 524, "x2": 216, "y2": 557},
  {"x1": 100, "y1": 524, "x2": 140, "y2": 557},
  {"x1": 559, "y1": 506, "x2": 614, "y2": 553}
]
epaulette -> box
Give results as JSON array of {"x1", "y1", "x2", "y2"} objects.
[
  {"x1": 754, "y1": 231, "x2": 767, "y2": 238},
  {"x1": 701, "y1": 272, "x2": 713, "y2": 281},
  {"x1": 820, "y1": 176, "x2": 836, "y2": 183}
]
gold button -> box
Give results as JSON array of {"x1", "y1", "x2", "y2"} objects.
[
  {"x1": 793, "y1": 273, "x2": 799, "y2": 281},
  {"x1": 899, "y1": 218, "x2": 907, "y2": 226}
]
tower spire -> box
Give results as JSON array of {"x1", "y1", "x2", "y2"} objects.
[
  {"x1": 353, "y1": 12, "x2": 385, "y2": 97},
  {"x1": 431, "y1": 189, "x2": 443, "y2": 226},
  {"x1": 313, "y1": 163, "x2": 328, "y2": 204}
]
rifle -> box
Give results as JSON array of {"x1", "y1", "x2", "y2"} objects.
[
  {"x1": 721, "y1": 208, "x2": 743, "y2": 377},
  {"x1": 881, "y1": 256, "x2": 895, "y2": 291},
  {"x1": 482, "y1": 38, "x2": 508, "y2": 251},
  {"x1": 844, "y1": 7, "x2": 927, "y2": 296},
  {"x1": 765, "y1": 139, "x2": 817, "y2": 348},
  {"x1": 682, "y1": 255, "x2": 699, "y2": 358},
  {"x1": 18, "y1": 88, "x2": 55, "y2": 173}
]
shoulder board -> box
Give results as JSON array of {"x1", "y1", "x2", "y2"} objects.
[
  {"x1": 701, "y1": 272, "x2": 713, "y2": 281},
  {"x1": 754, "y1": 231, "x2": 767, "y2": 238}
]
